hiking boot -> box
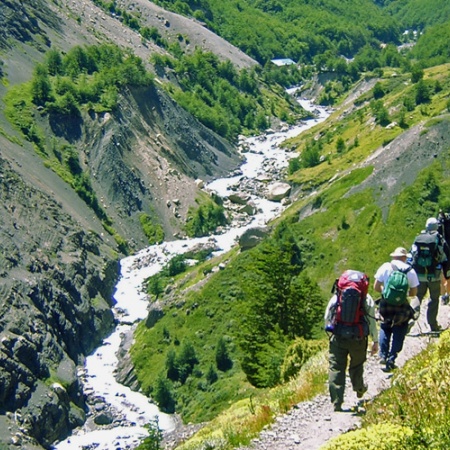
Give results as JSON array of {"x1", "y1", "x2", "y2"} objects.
[
  {"x1": 430, "y1": 324, "x2": 443, "y2": 332},
  {"x1": 379, "y1": 356, "x2": 387, "y2": 365},
  {"x1": 356, "y1": 384, "x2": 368, "y2": 398},
  {"x1": 333, "y1": 403, "x2": 343, "y2": 412},
  {"x1": 384, "y1": 361, "x2": 397, "y2": 372}
]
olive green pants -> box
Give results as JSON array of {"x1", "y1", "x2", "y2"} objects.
[
  {"x1": 416, "y1": 279, "x2": 441, "y2": 330},
  {"x1": 328, "y1": 335, "x2": 368, "y2": 408}
]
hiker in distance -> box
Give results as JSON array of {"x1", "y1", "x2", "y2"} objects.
[
  {"x1": 324, "y1": 270, "x2": 378, "y2": 412},
  {"x1": 374, "y1": 247, "x2": 419, "y2": 372},
  {"x1": 410, "y1": 217, "x2": 449, "y2": 332}
]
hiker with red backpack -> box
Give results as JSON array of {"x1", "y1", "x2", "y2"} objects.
[
  {"x1": 374, "y1": 247, "x2": 419, "y2": 372},
  {"x1": 324, "y1": 270, "x2": 378, "y2": 412},
  {"x1": 410, "y1": 217, "x2": 449, "y2": 332}
]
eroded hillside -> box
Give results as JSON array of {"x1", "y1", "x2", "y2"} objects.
[{"x1": 0, "y1": 0, "x2": 253, "y2": 447}]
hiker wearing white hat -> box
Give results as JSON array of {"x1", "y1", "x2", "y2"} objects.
[{"x1": 374, "y1": 246, "x2": 419, "y2": 372}]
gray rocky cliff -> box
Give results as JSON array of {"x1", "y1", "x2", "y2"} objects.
[
  {"x1": 0, "y1": 156, "x2": 118, "y2": 448},
  {"x1": 0, "y1": 0, "x2": 247, "y2": 447}
]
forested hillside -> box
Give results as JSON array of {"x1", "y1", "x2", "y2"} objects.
[
  {"x1": 385, "y1": 0, "x2": 450, "y2": 28},
  {"x1": 148, "y1": 0, "x2": 400, "y2": 63}
]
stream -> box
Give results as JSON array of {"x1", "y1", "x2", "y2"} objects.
[{"x1": 53, "y1": 94, "x2": 330, "y2": 449}]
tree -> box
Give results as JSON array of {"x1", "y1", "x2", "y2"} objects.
[
  {"x1": 31, "y1": 64, "x2": 53, "y2": 106},
  {"x1": 289, "y1": 273, "x2": 325, "y2": 338},
  {"x1": 147, "y1": 274, "x2": 164, "y2": 299},
  {"x1": 373, "y1": 82, "x2": 385, "y2": 99},
  {"x1": 398, "y1": 107, "x2": 408, "y2": 129},
  {"x1": 153, "y1": 374, "x2": 176, "y2": 413},
  {"x1": 206, "y1": 364, "x2": 218, "y2": 384},
  {"x1": 371, "y1": 100, "x2": 390, "y2": 126},
  {"x1": 415, "y1": 79, "x2": 431, "y2": 105},
  {"x1": 336, "y1": 136, "x2": 346, "y2": 153},
  {"x1": 215, "y1": 337, "x2": 233, "y2": 371},
  {"x1": 411, "y1": 65, "x2": 424, "y2": 83},
  {"x1": 176, "y1": 340, "x2": 198, "y2": 383},
  {"x1": 165, "y1": 349, "x2": 179, "y2": 381},
  {"x1": 288, "y1": 157, "x2": 301, "y2": 175},
  {"x1": 166, "y1": 254, "x2": 187, "y2": 276},
  {"x1": 46, "y1": 49, "x2": 63, "y2": 76},
  {"x1": 301, "y1": 145, "x2": 320, "y2": 168},
  {"x1": 141, "y1": 418, "x2": 163, "y2": 450}
]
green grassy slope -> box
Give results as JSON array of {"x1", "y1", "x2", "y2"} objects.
[{"x1": 132, "y1": 61, "x2": 450, "y2": 449}]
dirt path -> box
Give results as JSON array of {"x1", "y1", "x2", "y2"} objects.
[{"x1": 237, "y1": 300, "x2": 450, "y2": 450}]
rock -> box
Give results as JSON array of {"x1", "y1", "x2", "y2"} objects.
[
  {"x1": 266, "y1": 182, "x2": 291, "y2": 201},
  {"x1": 238, "y1": 227, "x2": 269, "y2": 251},
  {"x1": 145, "y1": 301, "x2": 165, "y2": 328},
  {"x1": 94, "y1": 411, "x2": 114, "y2": 425},
  {"x1": 228, "y1": 192, "x2": 251, "y2": 205},
  {"x1": 195, "y1": 178, "x2": 205, "y2": 188},
  {"x1": 239, "y1": 201, "x2": 258, "y2": 215}
]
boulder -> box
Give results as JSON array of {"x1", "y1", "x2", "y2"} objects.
[
  {"x1": 239, "y1": 201, "x2": 258, "y2": 215},
  {"x1": 145, "y1": 301, "x2": 164, "y2": 328},
  {"x1": 266, "y1": 182, "x2": 291, "y2": 201},
  {"x1": 238, "y1": 227, "x2": 269, "y2": 251},
  {"x1": 94, "y1": 411, "x2": 114, "y2": 426},
  {"x1": 228, "y1": 192, "x2": 251, "y2": 205}
]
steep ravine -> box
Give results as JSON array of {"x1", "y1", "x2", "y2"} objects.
[
  {"x1": 0, "y1": 0, "x2": 248, "y2": 446},
  {"x1": 0, "y1": 155, "x2": 118, "y2": 448}
]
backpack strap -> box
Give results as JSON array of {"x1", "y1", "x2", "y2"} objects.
[{"x1": 390, "y1": 262, "x2": 412, "y2": 275}]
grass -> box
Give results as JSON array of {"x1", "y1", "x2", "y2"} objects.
[
  {"x1": 322, "y1": 330, "x2": 450, "y2": 450},
  {"x1": 132, "y1": 63, "x2": 450, "y2": 447},
  {"x1": 170, "y1": 324, "x2": 450, "y2": 450},
  {"x1": 171, "y1": 350, "x2": 328, "y2": 450},
  {"x1": 284, "y1": 64, "x2": 450, "y2": 191}
]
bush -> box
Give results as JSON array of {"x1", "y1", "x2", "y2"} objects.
[
  {"x1": 153, "y1": 374, "x2": 176, "y2": 413},
  {"x1": 321, "y1": 424, "x2": 414, "y2": 450},
  {"x1": 140, "y1": 213, "x2": 165, "y2": 244},
  {"x1": 280, "y1": 337, "x2": 327, "y2": 382},
  {"x1": 362, "y1": 330, "x2": 450, "y2": 449},
  {"x1": 215, "y1": 336, "x2": 233, "y2": 371},
  {"x1": 301, "y1": 145, "x2": 320, "y2": 168},
  {"x1": 185, "y1": 199, "x2": 228, "y2": 237}
]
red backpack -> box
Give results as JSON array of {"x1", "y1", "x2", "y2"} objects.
[{"x1": 329, "y1": 270, "x2": 370, "y2": 339}]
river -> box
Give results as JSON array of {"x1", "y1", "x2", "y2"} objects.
[{"x1": 53, "y1": 95, "x2": 330, "y2": 449}]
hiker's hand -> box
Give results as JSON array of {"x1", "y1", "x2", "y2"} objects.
[{"x1": 370, "y1": 342, "x2": 378, "y2": 356}]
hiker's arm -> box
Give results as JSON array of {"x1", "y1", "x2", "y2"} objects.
[
  {"x1": 408, "y1": 286, "x2": 417, "y2": 297},
  {"x1": 324, "y1": 295, "x2": 337, "y2": 322},
  {"x1": 364, "y1": 295, "x2": 379, "y2": 348},
  {"x1": 373, "y1": 279, "x2": 383, "y2": 293},
  {"x1": 370, "y1": 341, "x2": 379, "y2": 355}
]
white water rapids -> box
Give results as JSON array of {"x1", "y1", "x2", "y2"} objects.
[{"x1": 53, "y1": 95, "x2": 330, "y2": 449}]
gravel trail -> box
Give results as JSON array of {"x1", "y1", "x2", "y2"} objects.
[{"x1": 236, "y1": 301, "x2": 450, "y2": 450}]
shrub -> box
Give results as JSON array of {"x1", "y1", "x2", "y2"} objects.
[
  {"x1": 301, "y1": 145, "x2": 320, "y2": 168},
  {"x1": 321, "y1": 423, "x2": 414, "y2": 450},
  {"x1": 140, "y1": 418, "x2": 163, "y2": 450},
  {"x1": 280, "y1": 337, "x2": 327, "y2": 382},
  {"x1": 140, "y1": 213, "x2": 165, "y2": 244},
  {"x1": 185, "y1": 199, "x2": 228, "y2": 237},
  {"x1": 336, "y1": 136, "x2": 346, "y2": 153},
  {"x1": 215, "y1": 336, "x2": 233, "y2": 371},
  {"x1": 363, "y1": 330, "x2": 450, "y2": 449},
  {"x1": 153, "y1": 374, "x2": 176, "y2": 413}
]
